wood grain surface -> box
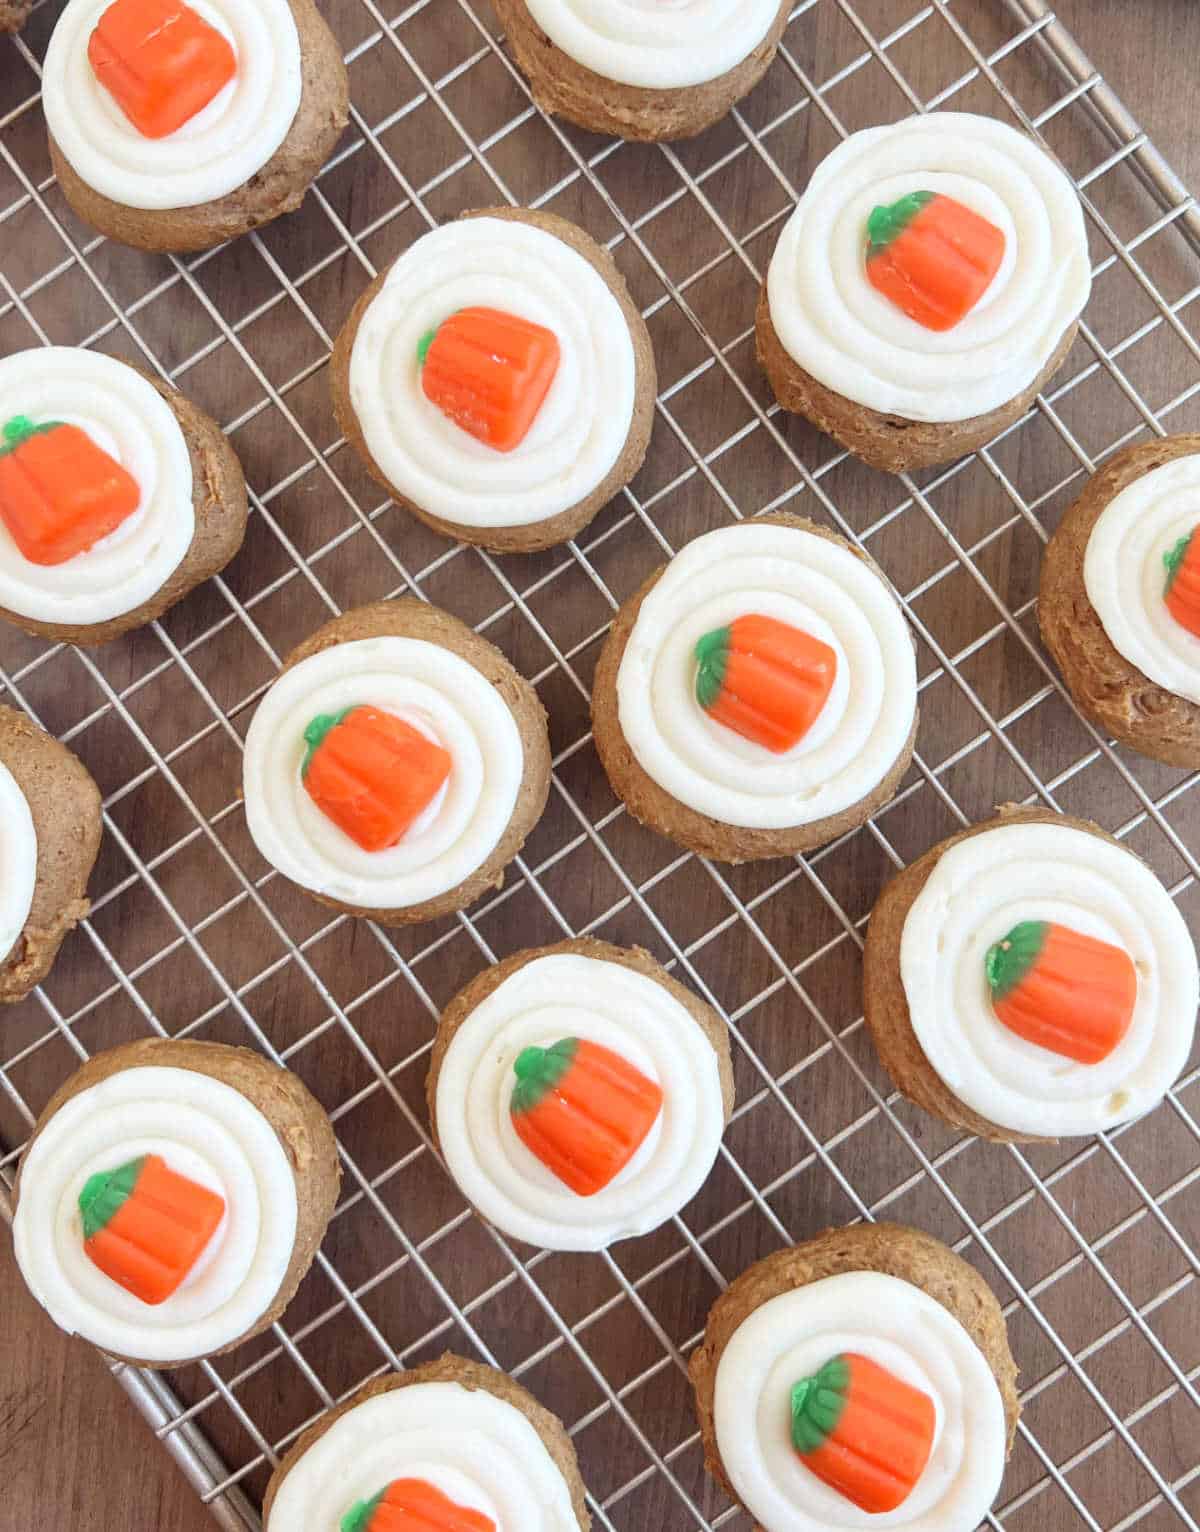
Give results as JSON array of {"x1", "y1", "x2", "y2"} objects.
[{"x1": 2, "y1": 2, "x2": 1199, "y2": 1530}]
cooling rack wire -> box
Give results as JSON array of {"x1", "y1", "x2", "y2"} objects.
[{"x1": 1, "y1": 0, "x2": 1199, "y2": 1527}]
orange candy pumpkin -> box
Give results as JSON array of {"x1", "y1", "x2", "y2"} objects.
[
  {"x1": 865, "y1": 191, "x2": 1006, "y2": 332},
  {"x1": 1164, "y1": 528, "x2": 1200, "y2": 639},
  {"x1": 0, "y1": 415, "x2": 140, "y2": 566},
  {"x1": 341, "y1": 1478, "x2": 496, "y2": 1532},
  {"x1": 694, "y1": 613, "x2": 837, "y2": 753},
  {"x1": 418, "y1": 307, "x2": 561, "y2": 453},
  {"x1": 88, "y1": 0, "x2": 237, "y2": 141}
]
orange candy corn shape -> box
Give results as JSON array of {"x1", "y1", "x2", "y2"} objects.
[
  {"x1": 694, "y1": 613, "x2": 837, "y2": 754},
  {"x1": 341, "y1": 1478, "x2": 496, "y2": 1532},
  {"x1": 88, "y1": 0, "x2": 237, "y2": 140},
  {"x1": 510, "y1": 1037, "x2": 664, "y2": 1197},
  {"x1": 791, "y1": 1352, "x2": 936, "y2": 1515},
  {"x1": 0, "y1": 415, "x2": 140, "y2": 567},
  {"x1": 418, "y1": 306, "x2": 561, "y2": 453},
  {"x1": 985, "y1": 920, "x2": 1137, "y2": 1065},
  {"x1": 1164, "y1": 529, "x2": 1200, "y2": 639},
  {"x1": 301, "y1": 705, "x2": 452, "y2": 854},
  {"x1": 79, "y1": 1153, "x2": 225, "y2": 1306},
  {"x1": 865, "y1": 191, "x2": 1006, "y2": 332}
]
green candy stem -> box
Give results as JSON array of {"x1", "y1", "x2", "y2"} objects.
[
  {"x1": 694, "y1": 624, "x2": 732, "y2": 712},
  {"x1": 866, "y1": 191, "x2": 937, "y2": 259},
  {"x1": 416, "y1": 326, "x2": 438, "y2": 368},
  {"x1": 300, "y1": 706, "x2": 356, "y2": 778},
  {"x1": 985, "y1": 920, "x2": 1049, "y2": 1002},
  {"x1": 79, "y1": 1155, "x2": 146, "y2": 1241},
  {"x1": 0, "y1": 415, "x2": 61, "y2": 457},
  {"x1": 791, "y1": 1355, "x2": 851, "y2": 1455},
  {"x1": 341, "y1": 1490, "x2": 384, "y2": 1532},
  {"x1": 1164, "y1": 531, "x2": 1194, "y2": 594},
  {"x1": 511, "y1": 1037, "x2": 579, "y2": 1116}
]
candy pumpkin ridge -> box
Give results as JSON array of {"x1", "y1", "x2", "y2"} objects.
[
  {"x1": 301, "y1": 707, "x2": 355, "y2": 776},
  {"x1": 511, "y1": 1038, "x2": 579, "y2": 1114},
  {"x1": 79, "y1": 1154, "x2": 145, "y2": 1239}
]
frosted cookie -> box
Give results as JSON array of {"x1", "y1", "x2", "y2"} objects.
[
  {"x1": 0, "y1": 347, "x2": 247, "y2": 643},
  {"x1": 491, "y1": 0, "x2": 791, "y2": 142},
  {"x1": 758, "y1": 112, "x2": 1092, "y2": 473},
  {"x1": 1, "y1": 0, "x2": 30, "y2": 33},
  {"x1": 688, "y1": 1223, "x2": 1018, "y2": 1532},
  {"x1": 243, "y1": 600, "x2": 551, "y2": 925},
  {"x1": 863, "y1": 807, "x2": 1199, "y2": 1142},
  {"x1": 330, "y1": 208, "x2": 655, "y2": 554},
  {"x1": 1040, "y1": 435, "x2": 1200, "y2": 768},
  {"x1": 427, "y1": 938, "x2": 733, "y2": 1252},
  {"x1": 43, "y1": 0, "x2": 348, "y2": 253},
  {"x1": 591, "y1": 515, "x2": 918, "y2": 861},
  {"x1": 263, "y1": 1354, "x2": 590, "y2": 1532},
  {"x1": 0, "y1": 704, "x2": 102, "y2": 1004},
  {"x1": 12, "y1": 1037, "x2": 340, "y2": 1367}
]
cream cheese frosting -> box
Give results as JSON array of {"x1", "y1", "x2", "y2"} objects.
[
  {"x1": 43, "y1": 0, "x2": 302, "y2": 211},
  {"x1": 1084, "y1": 452, "x2": 1200, "y2": 705},
  {"x1": 712, "y1": 1270, "x2": 1007, "y2": 1532},
  {"x1": 347, "y1": 217, "x2": 636, "y2": 530},
  {"x1": 265, "y1": 1379, "x2": 580, "y2": 1532},
  {"x1": 521, "y1": 0, "x2": 782, "y2": 89},
  {"x1": 242, "y1": 635, "x2": 525, "y2": 911},
  {"x1": 0, "y1": 759, "x2": 37, "y2": 967},
  {"x1": 615, "y1": 522, "x2": 917, "y2": 829},
  {"x1": 435, "y1": 951, "x2": 726, "y2": 1251},
  {"x1": 13, "y1": 1064, "x2": 298, "y2": 1362},
  {"x1": 766, "y1": 112, "x2": 1091, "y2": 423},
  {"x1": 900, "y1": 821, "x2": 1199, "y2": 1136},
  {"x1": 0, "y1": 348, "x2": 194, "y2": 627}
]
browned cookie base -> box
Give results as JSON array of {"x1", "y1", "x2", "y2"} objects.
[
  {"x1": 331, "y1": 206, "x2": 656, "y2": 554},
  {"x1": 13, "y1": 1037, "x2": 341, "y2": 1368},
  {"x1": 0, "y1": 0, "x2": 31, "y2": 33},
  {"x1": 0, "y1": 705, "x2": 101, "y2": 1003},
  {"x1": 491, "y1": 0, "x2": 791, "y2": 141},
  {"x1": 1040, "y1": 435, "x2": 1200, "y2": 768},
  {"x1": 688, "y1": 1223, "x2": 1020, "y2": 1515},
  {"x1": 0, "y1": 364, "x2": 247, "y2": 644},
  {"x1": 756, "y1": 284, "x2": 1079, "y2": 474},
  {"x1": 274, "y1": 600, "x2": 551, "y2": 924},
  {"x1": 262, "y1": 1354, "x2": 591, "y2": 1530},
  {"x1": 591, "y1": 513, "x2": 918, "y2": 862},
  {"x1": 862, "y1": 804, "x2": 1136, "y2": 1143},
  {"x1": 49, "y1": 0, "x2": 348, "y2": 253}
]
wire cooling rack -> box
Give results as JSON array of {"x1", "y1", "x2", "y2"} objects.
[{"x1": 2, "y1": 0, "x2": 1199, "y2": 1527}]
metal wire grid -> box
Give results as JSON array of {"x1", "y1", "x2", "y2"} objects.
[{"x1": 0, "y1": 0, "x2": 1198, "y2": 1527}]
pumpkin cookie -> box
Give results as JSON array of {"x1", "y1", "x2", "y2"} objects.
[
  {"x1": 330, "y1": 207, "x2": 655, "y2": 553},
  {"x1": 242, "y1": 600, "x2": 551, "y2": 925},
  {"x1": 263, "y1": 1354, "x2": 589, "y2": 1531},
  {"x1": 592, "y1": 515, "x2": 918, "y2": 861},
  {"x1": 0, "y1": 0, "x2": 31, "y2": 33},
  {"x1": 0, "y1": 704, "x2": 102, "y2": 1004},
  {"x1": 12, "y1": 1037, "x2": 340, "y2": 1367},
  {"x1": 758, "y1": 112, "x2": 1091, "y2": 473},
  {"x1": 688, "y1": 1223, "x2": 1018, "y2": 1532},
  {"x1": 863, "y1": 807, "x2": 1199, "y2": 1142},
  {"x1": 427, "y1": 938, "x2": 733, "y2": 1251},
  {"x1": 1040, "y1": 435, "x2": 1200, "y2": 767},
  {"x1": 43, "y1": 0, "x2": 348, "y2": 253},
  {"x1": 491, "y1": 0, "x2": 791, "y2": 142}
]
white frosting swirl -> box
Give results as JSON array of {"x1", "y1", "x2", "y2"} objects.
[
  {"x1": 615, "y1": 522, "x2": 916, "y2": 829},
  {"x1": 265, "y1": 1379, "x2": 579, "y2": 1532},
  {"x1": 1083, "y1": 452, "x2": 1200, "y2": 705},
  {"x1": 766, "y1": 113, "x2": 1091, "y2": 423},
  {"x1": 243, "y1": 635, "x2": 525, "y2": 911},
  {"x1": 521, "y1": 0, "x2": 781, "y2": 88},
  {"x1": 13, "y1": 1065, "x2": 298, "y2": 1362},
  {"x1": 435, "y1": 952, "x2": 726, "y2": 1251},
  {"x1": 900, "y1": 822, "x2": 1199, "y2": 1137},
  {"x1": 0, "y1": 759, "x2": 37, "y2": 966},
  {"x1": 43, "y1": 0, "x2": 302, "y2": 211},
  {"x1": 0, "y1": 348, "x2": 194, "y2": 626},
  {"x1": 347, "y1": 217, "x2": 636, "y2": 530},
  {"x1": 712, "y1": 1271, "x2": 1007, "y2": 1532}
]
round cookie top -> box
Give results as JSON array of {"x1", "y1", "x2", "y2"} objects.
[
  {"x1": 265, "y1": 1374, "x2": 581, "y2": 1532},
  {"x1": 43, "y1": 0, "x2": 303, "y2": 211},
  {"x1": 0, "y1": 758, "x2": 37, "y2": 966},
  {"x1": 13, "y1": 1062, "x2": 298, "y2": 1362},
  {"x1": 347, "y1": 215, "x2": 637, "y2": 531},
  {"x1": 766, "y1": 112, "x2": 1091, "y2": 424},
  {"x1": 0, "y1": 348, "x2": 194, "y2": 628},
  {"x1": 1084, "y1": 450, "x2": 1200, "y2": 705},
  {"x1": 521, "y1": 0, "x2": 783, "y2": 90},
  {"x1": 614, "y1": 519, "x2": 917, "y2": 830},
  {"x1": 712, "y1": 1268, "x2": 1007, "y2": 1531},
  {"x1": 899, "y1": 819, "x2": 1198, "y2": 1136},
  {"x1": 433, "y1": 946, "x2": 728, "y2": 1251}
]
